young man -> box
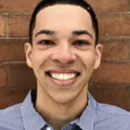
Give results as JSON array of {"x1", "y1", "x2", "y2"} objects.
[{"x1": 0, "y1": 0, "x2": 130, "y2": 130}]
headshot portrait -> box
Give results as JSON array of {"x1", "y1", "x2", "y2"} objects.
[{"x1": 0, "y1": 0, "x2": 129, "y2": 130}]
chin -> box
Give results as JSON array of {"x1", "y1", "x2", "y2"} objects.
[{"x1": 51, "y1": 93, "x2": 77, "y2": 105}]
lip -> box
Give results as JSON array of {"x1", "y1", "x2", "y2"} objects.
[
  {"x1": 46, "y1": 68, "x2": 80, "y2": 73},
  {"x1": 45, "y1": 68, "x2": 80, "y2": 87}
]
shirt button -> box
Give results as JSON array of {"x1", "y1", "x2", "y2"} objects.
[{"x1": 46, "y1": 127, "x2": 52, "y2": 130}]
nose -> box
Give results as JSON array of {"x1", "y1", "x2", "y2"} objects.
[{"x1": 51, "y1": 44, "x2": 77, "y2": 64}]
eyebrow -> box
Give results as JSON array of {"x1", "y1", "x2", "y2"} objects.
[
  {"x1": 35, "y1": 30, "x2": 55, "y2": 37},
  {"x1": 73, "y1": 30, "x2": 93, "y2": 39},
  {"x1": 35, "y1": 29, "x2": 93, "y2": 39}
]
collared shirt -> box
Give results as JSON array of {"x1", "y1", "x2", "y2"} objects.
[{"x1": 0, "y1": 90, "x2": 130, "y2": 130}]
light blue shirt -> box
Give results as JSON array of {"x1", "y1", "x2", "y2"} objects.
[{"x1": 0, "y1": 90, "x2": 130, "y2": 130}]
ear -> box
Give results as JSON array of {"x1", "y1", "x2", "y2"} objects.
[
  {"x1": 24, "y1": 42, "x2": 33, "y2": 68},
  {"x1": 94, "y1": 44, "x2": 103, "y2": 69}
]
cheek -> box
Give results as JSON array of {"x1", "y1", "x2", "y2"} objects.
[
  {"x1": 32, "y1": 49, "x2": 49, "y2": 60},
  {"x1": 79, "y1": 51, "x2": 96, "y2": 67},
  {"x1": 31, "y1": 51, "x2": 46, "y2": 68}
]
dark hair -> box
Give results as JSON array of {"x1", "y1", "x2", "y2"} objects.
[{"x1": 29, "y1": 0, "x2": 99, "y2": 45}]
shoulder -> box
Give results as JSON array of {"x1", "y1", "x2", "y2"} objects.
[
  {"x1": 95, "y1": 102, "x2": 130, "y2": 130},
  {"x1": 0, "y1": 103, "x2": 24, "y2": 130}
]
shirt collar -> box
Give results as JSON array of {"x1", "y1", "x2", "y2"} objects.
[
  {"x1": 73, "y1": 92, "x2": 97, "y2": 130},
  {"x1": 21, "y1": 90, "x2": 47, "y2": 130},
  {"x1": 21, "y1": 90, "x2": 97, "y2": 130}
]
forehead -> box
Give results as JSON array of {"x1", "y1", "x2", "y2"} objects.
[{"x1": 34, "y1": 4, "x2": 94, "y2": 37}]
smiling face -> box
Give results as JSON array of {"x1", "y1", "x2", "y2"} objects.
[{"x1": 25, "y1": 4, "x2": 102, "y2": 104}]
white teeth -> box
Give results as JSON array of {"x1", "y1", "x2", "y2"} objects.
[{"x1": 51, "y1": 73, "x2": 77, "y2": 81}]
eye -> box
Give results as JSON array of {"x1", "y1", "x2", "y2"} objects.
[
  {"x1": 73, "y1": 40, "x2": 90, "y2": 46},
  {"x1": 38, "y1": 40, "x2": 55, "y2": 45}
]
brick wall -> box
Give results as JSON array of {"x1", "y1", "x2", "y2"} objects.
[
  {"x1": 0, "y1": 0, "x2": 129, "y2": 110},
  {"x1": 88, "y1": 0, "x2": 130, "y2": 111},
  {"x1": 0, "y1": 0, "x2": 39, "y2": 109}
]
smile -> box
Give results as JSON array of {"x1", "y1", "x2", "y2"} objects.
[{"x1": 46, "y1": 71, "x2": 80, "y2": 81}]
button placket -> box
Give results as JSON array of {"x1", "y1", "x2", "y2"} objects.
[{"x1": 46, "y1": 126, "x2": 52, "y2": 130}]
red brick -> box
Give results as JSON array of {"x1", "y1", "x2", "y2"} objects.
[
  {"x1": 89, "y1": 85, "x2": 130, "y2": 110},
  {"x1": 0, "y1": 64, "x2": 7, "y2": 87},
  {"x1": 8, "y1": 15, "x2": 31, "y2": 37},
  {"x1": 0, "y1": 39, "x2": 27, "y2": 62},
  {"x1": 9, "y1": 63, "x2": 36, "y2": 87},
  {"x1": 0, "y1": 15, "x2": 6, "y2": 37},
  {"x1": 0, "y1": 0, "x2": 41, "y2": 13},
  {"x1": 91, "y1": 62, "x2": 130, "y2": 84},
  {"x1": 98, "y1": 14, "x2": 130, "y2": 37},
  {"x1": 100, "y1": 38, "x2": 129, "y2": 61},
  {"x1": 0, "y1": 87, "x2": 31, "y2": 109},
  {"x1": 87, "y1": 0, "x2": 129, "y2": 13},
  {"x1": 0, "y1": 0, "x2": 129, "y2": 13}
]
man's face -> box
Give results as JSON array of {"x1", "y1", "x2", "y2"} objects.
[{"x1": 25, "y1": 5, "x2": 102, "y2": 104}]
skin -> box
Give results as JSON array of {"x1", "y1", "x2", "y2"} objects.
[{"x1": 25, "y1": 4, "x2": 103, "y2": 130}]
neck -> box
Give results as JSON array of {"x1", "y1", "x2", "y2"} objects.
[{"x1": 35, "y1": 87, "x2": 88, "y2": 130}]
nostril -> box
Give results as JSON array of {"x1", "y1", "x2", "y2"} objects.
[
  {"x1": 51, "y1": 54, "x2": 75, "y2": 64},
  {"x1": 51, "y1": 47, "x2": 77, "y2": 64}
]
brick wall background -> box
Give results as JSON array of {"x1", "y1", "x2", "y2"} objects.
[{"x1": 0, "y1": 0, "x2": 129, "y2": 111}]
